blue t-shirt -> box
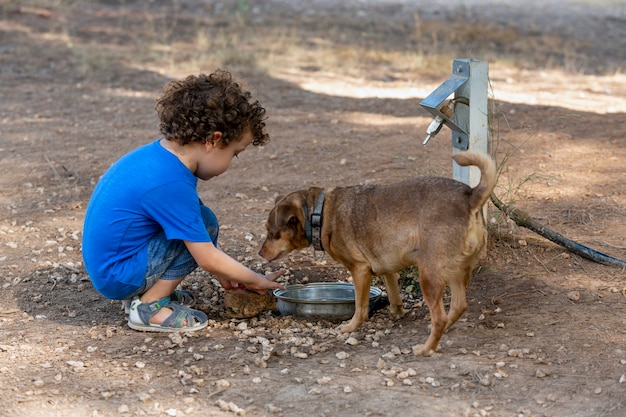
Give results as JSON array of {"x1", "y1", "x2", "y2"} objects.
[{"x1": 82, "y1": 140, "x2": 212, "y2": 300}]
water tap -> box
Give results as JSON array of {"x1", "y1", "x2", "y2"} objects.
[
  {"x1": 422, "y1": 100, "x2": 455, "y2": 145},
  {"x1": 423, "y1": 116, "x2": 444, "y2": 145}
]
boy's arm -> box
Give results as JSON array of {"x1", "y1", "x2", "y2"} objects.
[{"x1": 185, "y1": 241, "x2": 285, "y2": 294}]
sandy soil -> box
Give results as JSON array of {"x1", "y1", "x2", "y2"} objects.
[{"x1": 1, "y1": 1, "x2": 625, "y2": 416}]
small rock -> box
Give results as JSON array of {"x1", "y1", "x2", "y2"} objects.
[
  {"x1": 345, "y1": 337, "x2": 359, "y2": 346},
  {"x1": 336, "y1": 351, "x2": 350, "y2": 360},
  {"x1": 216, "y1": 379, "x2": 231, "y2": 389},
  {"x1": 567, "y1": 291, "x2": 581, "y2": 301},
  {"x1": 425, "y1": 376, "x2": 440, "y2": 387},
  {"x1": 66, "y1": 360, "x2": 84, "y2": 369},
  {"x1": 216, "y1": 400, "x2": 245, "y2": 415},
  {"x1": 508, "y1": 349, "x2": 522, "y2": 358},
  {"x1": 317, "y1": 376, "x2": 332, "y2": 385}
]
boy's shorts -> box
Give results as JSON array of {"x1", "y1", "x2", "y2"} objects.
[{"x1": 128, "y1": 205, "x2": 218, "y2": 298}]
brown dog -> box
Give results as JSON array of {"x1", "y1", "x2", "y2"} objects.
[{"x1": 259, "y1": 151, "x2": 496, "y2": 356}]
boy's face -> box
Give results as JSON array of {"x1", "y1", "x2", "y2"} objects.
[{"x1": 196, "y1": 130, "x2": 253, "y2": 180}]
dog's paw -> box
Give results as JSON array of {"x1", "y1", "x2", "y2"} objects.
[
  {"x1": 412, "y1": 344, "x2": 435, "y2": 357},
  {"x1": 390, "y1": 306, "x2": 406, "y2": 320},
  {"x1": 339, "y1": 322, "x2": 359, "y2": 333}
]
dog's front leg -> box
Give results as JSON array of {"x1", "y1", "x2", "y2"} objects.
[
  {"x1": 340, "y1": 265, "x2": 372, "y2": 333},
  {"x1": 381, "y1": 272, "x2": 405, "y2": 319}
]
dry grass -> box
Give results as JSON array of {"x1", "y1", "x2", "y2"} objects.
[{"x1": 7, "y1": 0, "x2": 620, "y2": 86}]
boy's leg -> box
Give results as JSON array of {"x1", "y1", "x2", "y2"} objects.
[
  {"x1": 136, "y1": 237, "x2": 195, "y2": 299},
  {"x1": 129, "y1": 205, "x2": 220, "y2": 326},
  {"x1": 133, "y1": 204, "x2": 219, "y2": 298},
  {"x1": 132, "y1": 236, "x2": 195, "y2": 325}
]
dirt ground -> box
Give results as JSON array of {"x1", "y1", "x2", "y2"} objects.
[{"x1": 1, "y1": 1, "x2": 626, "y2": 416}]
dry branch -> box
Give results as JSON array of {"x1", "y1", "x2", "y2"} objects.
[{"x1": 490, "y1": 194, "x2": 626, "y2": 270}]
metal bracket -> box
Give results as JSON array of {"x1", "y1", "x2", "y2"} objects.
[{"x1": 420, "y1": 60, "x2": 471, "y2": 150}]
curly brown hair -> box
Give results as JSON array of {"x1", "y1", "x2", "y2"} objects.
[{"x1": 155, "y1": 70, "x2": 269, "y2": 147}]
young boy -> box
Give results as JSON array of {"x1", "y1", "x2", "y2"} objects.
[{"x1": 82, "y1": 70, "x2": 285, "y2": 332}]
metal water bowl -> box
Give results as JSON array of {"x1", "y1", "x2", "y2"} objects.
[{"x1": 274, "y1": 282, "x2": 382, "y2": 321}]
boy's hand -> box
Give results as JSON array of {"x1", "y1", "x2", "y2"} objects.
[
  {"x1": 266, "y1": 269, "x2": 287, "y2": 283},
  {"x1": 246, "y1": 270, "x2": 287, "y2": 295},
  {"x1": 215, "y1": 275, "x2": 241, "y2": 291},
  {"x1": 216, "y1": 270, "x2": 286, "y2": 294}
]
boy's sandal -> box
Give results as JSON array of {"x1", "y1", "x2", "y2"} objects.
[
  {"x1": 128, "y1": 296, "x2": 208, "y2": 333},
  {"x1": 124, "y1": 289, "x2": 195, "y2": 314},
  {"x1": 170, "y1": 289, "x2": 195, "y2": 307}
]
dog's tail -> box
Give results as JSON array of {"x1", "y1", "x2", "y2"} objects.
[{"x1": 452, "y1": 151, "x2": 497, "y2": 212}]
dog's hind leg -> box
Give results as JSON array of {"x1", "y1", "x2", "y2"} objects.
[
  {"x1": 381, "y1": 272, "x2": 405, "y2": 319},
  {"x1": 445, "y1": 267, "x2": 471, "y2": 330},
  {"x1": 340, "y1": 265, "x2": 373, "y2": 333},
  {"x1": 412, "y1": 265, "x2": 447, "y2": 356}
]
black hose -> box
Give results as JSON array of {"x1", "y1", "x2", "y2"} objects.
[{"x1": 490, "y1": 193, "x2": 626, "y2": 270}]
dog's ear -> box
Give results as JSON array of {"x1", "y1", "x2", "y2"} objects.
[
  {"x1": 275, "y1": 203, "x2": 301, "y2": 228},
  {"x1": 273, "y1": 192, "x2": 308, "y2": 229},
  {"x1": 274, "y1": 194, "x2": 284, "y2": 204}
]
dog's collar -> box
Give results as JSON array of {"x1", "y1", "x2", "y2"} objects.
[{"x1": 304, "y1": 191, "x2": 325, "y2": 251}]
